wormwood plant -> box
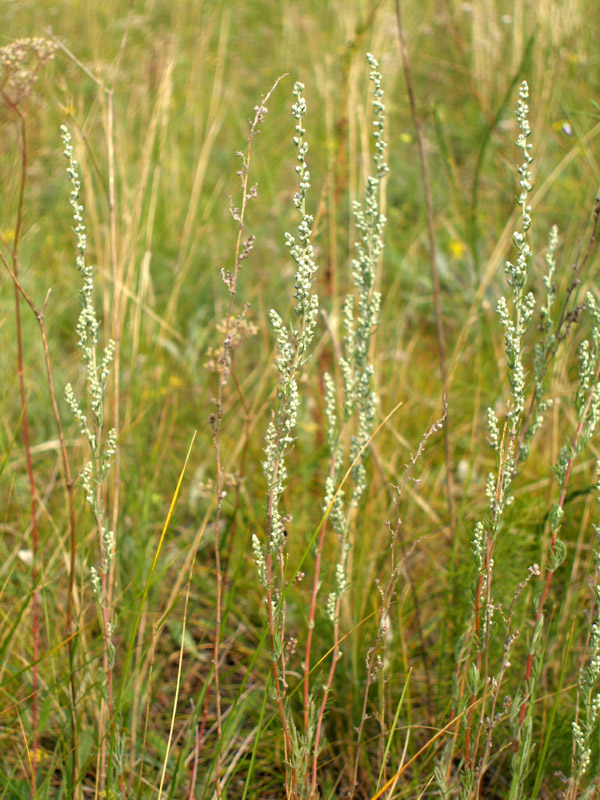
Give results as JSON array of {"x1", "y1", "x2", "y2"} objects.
[
  {"x1": 435, "y1": 82, "x2": 600, "y2": 800},
  {"x1": 250, "y1": 55, "x2": 389, "y2": 800},
  {"x1": 318, "y1": 53, "x2": 387, "y2": 798},
  {"x1": 205, "y1": 59, "x2": 600, "y2": 800},
  {"x1": 62, "y1": 127, "x2": 125, "y2": 797},
  {"x1": 252, "y1": 78, "x2": 321, "y2": 799}
]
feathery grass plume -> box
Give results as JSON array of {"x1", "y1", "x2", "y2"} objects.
[
  {"x1": 255, "y1": 80, "x2": 319, "y2": 799},
  {"x1": 61, "y1": 125, "x2": 124, "y2": 796}
]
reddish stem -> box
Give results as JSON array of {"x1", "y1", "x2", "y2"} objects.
[
  {"x1": 265, "y1": 554, "x2": 298, "y2": 800},
  {"x1": 7, "y1": 105, "x2": 40, "y2": 794},
  {"x1": 303, "y1": 449, "x2": 340, "y2": 734}
]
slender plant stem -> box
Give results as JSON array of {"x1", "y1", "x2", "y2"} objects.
[
  {"x1": 12, "y1": 114, "x2": 39, "y2": 797},
  {"x1": 0, "y1": 89, "x2": 42, "y2": 794},
  {"x1": 303, "y1": 432, "x2": 345, "y2": 736},
  {"x1": 395, "y1": 0, "x2": 456, "y2": 539},
  {"x1": 0, "y1": 249, "x2": 80, "y2": 795},
  {"x1": 312, "y1": 605, "x2": 341, "y2": 794},
  {"x1": 265, "y1": 459, "x2": 299, "y2": 799},
  {"x1": 349, "y1": 411, "x2": 445, "y2": 795},
  {"x1": 463, "y1": 417, "x2": 509, "y2": 769},
  {"x1": 0, "y1": 42, "x2": 79, "y2": 797},
  {"x1": 106, "y1": 87, "x2": 122, "y2": 572}
]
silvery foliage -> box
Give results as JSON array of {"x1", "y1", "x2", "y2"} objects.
[
  {"x1": 471, "y1": 82, "x2": 536, "y2": 599},
  {"x1": 324, "y1": 53, "x2": 388, "y2": 622},
  {"x1": 451, "y1": 86, "x2": 539, "y2": 796},
  {"x1": 259, "y1": 82, "x2": 319, "y2": 569},
  {"x1": 61, "y1": 126, "x2": 117, "y2": 655}
]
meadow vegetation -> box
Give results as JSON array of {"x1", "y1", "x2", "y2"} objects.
[{"x1": 1, "y1": 1, "x2": 600, "y2": 798}]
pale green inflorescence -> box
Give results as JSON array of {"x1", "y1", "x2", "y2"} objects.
[
  {"x1": 455, "y1": 88, "x2": 540, "y2": 790},
  {"x1": 499, "y1": 81, "x2": 536, "y2": 444},
  {"x1": 577, "y1": 293, "x2": 600, "y2": 438},
  {"x1": 551, "y1": 293, "x2": 600, "y2": 561},
  {"x1": 62, "y1": 125, "x2": 116, "y2": 459},
  {"x1": 521, "y1": 223, "x2": 560, "y2": 452},
  {"x1": 471, "y1": 81, "x2": 535, "y2": 574},
  {"x1": 324, "y1": 53, "x2": 388, "y2": 622},
  {"x1": 345, "y1": 54, "x2": 387, "y2": 505},
  {"x1": 258, "y1": 81, "x2": 319, "y2": 566},
  {"x1": 61, "y1": 125, "x2": 117, "y2": 663}
]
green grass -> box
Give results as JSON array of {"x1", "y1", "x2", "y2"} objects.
[{"x1": 1, "y1": 1, "x2": 600, "y2": 798}]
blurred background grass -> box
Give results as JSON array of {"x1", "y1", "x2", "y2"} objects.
[{"x1": 1, "y1": 0, "x2": 600, "y2": 797}]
